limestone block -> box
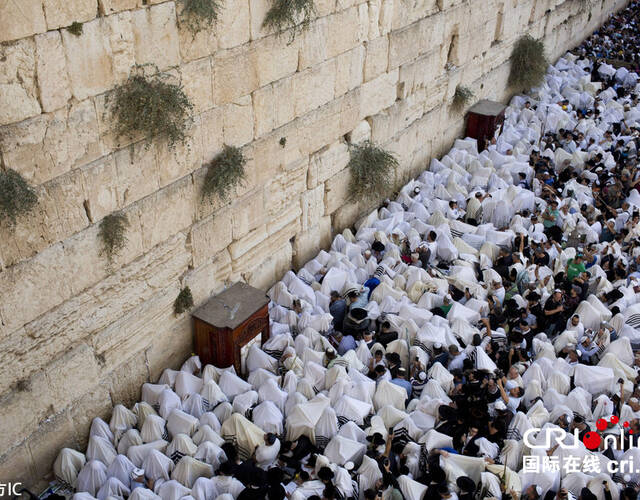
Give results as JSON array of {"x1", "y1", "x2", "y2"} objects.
[
  {"x1": 223, "y1": 95, "x2": 254, "y2": 146},
  {"x1": 267, "y1": 202, "x2": 302, "y2": 236},
  {"x1": 391, "y1": 0, "x2": 438, "y2": 30},
  {"x1": 217, "y1": 0, "x2": 250, "y2": 49},
  {"x1": 397, "y1": 49, "x2": 442, "y2": 99},
  {"x1": 177, "y1": 15, "x2": 217, "y2": 63},
  {"x1": 324, "y1": 168, "x2": 352, "y2": 214},
  {"x1": 389, "y1": 14, "x2": 444, "y2": 69},
  {"x1": 137, "y1": 176, "x2": 195, "y2": 252},
  {"x1": 369, "y1": 92, "x2": 424, "y2": 143},
  {"x1": 293, "y1": 215, "x2": 332, "y2": 268},
  {"x1": 316, "y1": 0, "x2": 337, "y2": 16},
  {"x1": 81, "y1": 155, "x2": 120, "y2": 222},
  {"x1": 181, "y1": 57, "x2": 214, "y2": 114},
  {"x1": 251, "y1": 35, "x2": 299, "y2": 88},
  {"x1": 326, "y1": 7, "x2": 362, "y2": 59},
  {"x1": 332, "y1": 198, "x2": 369, "y2": 231},
  {"x1": 156, "y1": 118, "x2": 202, "y2": 188},
  {"x1": 338, "y1": 90, "x2": 363, "y2": 138},
  {"x1": 307, "y1": 141, "x2": 349, "y2": 189},
  {"x1": 105, "y1": 10, "x2": 136, "y2": 83},
  {"x1": 301, "y1": 184, "x2": 325, "y2": 231},
  {"x1": 0, "y1": 0, "x2": 47, "y2": 43},
  {"x1": 359, "y1": 68, "x2": 398, "y2": 119},
  {"x1": 199, "y1": 107, "x2": 225, "y2": 165},
  {"x1": 253, "y1": 76, "x2": 296, "y2": 138},
  {"x1": 246, "y1": 241, "x2": 293, "y2": 290},
  {"x1": 213, "y1": 46, "x2": 259, "y2": 105},
  {"x1": 0, "y1": 39, "x2": 41, "y2": 126},
  {"x1": 241, "y1": 132, "x2": 292, "y2": 193},
  {"x1": 35, "y1": 32, "x2": 71, "y2": 112},
  {"x1": 99, "y1": 0, "x2": 142, "y2": 14},
  {"x1": 297, "y1": 97, "x2": 343, "y2": 156},
  {"x1": 191, "y1": 210, "x2": 233, "y2": 267},
  {"x1": 378, "y1": 0, "x2": 394, "y2": 35},
  {"x1": 264, "y1": 162, "x2": 308, "y2": 218},
  {"x1": 347, "y1": 119, "x2": 371, "y2": 144},
  {"x1": 69, "y1": 384, "x2": 114, "y2": 451},
  {"x1": 61, "y1": 18, "x2": 115, "y2": 100},
  {"x1": 43, "y1": 0, "x2": 97, "y2": 30},
  {"x1": 335, "y1": 45, "x2": 365, "y2": 97},
  {"x1": 145, "y1": 314, "x2": 193, "y2": 382},
  {"x1": 184, "y1": 249, "x2": 233, "y2": 305},
  {"x1": 131, "y1": 2, "x2": 180, "y2": 70},
  {"x1": 0, "y1": 443, "x2": 36, "y2": 487},
  {"x1": 231, "y1": 190, "x2": 265, "y2": 239},
  {"x1": 27, "y1": 410, "x2": 78, "y2": 480},
  {"x1": 229, "y1": 224, "x2": 268, "y2": 260},
  {"x1": 364, "y1": 36, "x2": 389, "y2": 82},
  {"x1": 248, "y1": 0, "x2": 281, "y2": 40},
  {"x1": 294, "y1": 60, "x2": 336, "y2": 118},
  {"x1": 113, "y1": 140, "x2": 160, "y2": 207},
  {"x1": 298, "y1": 18, "x2": 329, "y2": 70}
]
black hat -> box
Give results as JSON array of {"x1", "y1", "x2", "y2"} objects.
[
  {"x1": 318, "y1": 466, "x2": 334, "y2": 481},
  {"x1": 581, "y1": 488, "x2": 598, "y2": 500},
  {"x1": 438, "y1": 405, "x2": 457, "y2": 420},
  {"x1": 372, "y1": 241, "x2": 385, "y2": 252},
  {"x1": 431, "y1": 466, "x2": 446, "y2": 484},
  {"x1": 456, "y1": 476, "x2": 476, "y2": 493},
  {"x1": 350, "y1": 308, "x2": 368, "y2": 322}
]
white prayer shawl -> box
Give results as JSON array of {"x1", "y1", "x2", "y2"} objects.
[
  {"x1": 143, "y1": 449, "x2": 174, "y2": 482},
  {"x1": 526, "y1": 400, "x2": 550, "y2": 428},
  {"x1": 231, "y1": 390, "x2": 258, "y2": 416},
  {"x1": 500, "y1": 439, "x2": 524, "y2": 473},
  {"x1": 339, "y1": 421, "x2": 367, "y2": 444},
  {"x1": 398, "y1": 475, "x2": 428, "y2": 500},
  {"x1": 166, "y1": 434, "x2": 198, "y2": 464},
  {"x1": 182, "y1": 394, "x2": 207, "y2": 420},
  {"x1": 246, "y1": 344, "x2": 278, "y2": 374},
  {"x1": 220, "y1": 413, "x2": 265, "y2": 460},
  {"x1": 133, "y1": 402, "x2": 159, "y2": 430},
  {"x1": 77, "y1": 460, "x2": 108, "y2": 497},
  {"x1": 573, "y1": 364, "x2": 616, "y2": 394},
  {"x1": 194, "y1": 442, "x2": 227, "y2": 470},
  {"x1": 217, "y1": 372, "x2": 252, "y2": 401},
  {"x1": 604, "y1": 337, "x2": 634, "y2": 366},
  {"x1": 159, "y1": 369, "x2": 180, "y2": 388},
  {"x1": 209, "y1": 400, "x2": 231, "y2": 425},
  {"x1": 441, "y1": 453, "x2": 485, "y2": 485},
  {"x1": 210, "y1": 476, "x2": 245, "y2": 498},
  {"x1": 168, "y1": 409, "x2": 199, "y2": 439},
  {"x1": 155, "y1": 479, "x2": 191, "y2": 500},
  {"x1": 247, "y1": 368, "x2": 279, "y2": 391},
  {"x1": 324, "y1": 435, "x2": 366, "y2": 466},
  {"x1": 252, "y1": 400, "x2": 284, "y2": 435},
  {"x1": 110, "y1": 405, "x2": 137, "y2": 443},
  {"x1": 335, "y1": 394, "x2": 373, "y2": 425},
  {"x1": 106, "y1": 454, "x2": 135, "y2": 490},
  {"x1": 191, "y1": 477, "x2": 218, "y2": 500},
  {"x1": 158, "y1": 389, "x2": 183, "y2": 419},
  {"x1": 142, "y1": 415, "x2": 168, "y2": 443},
  {"x1": 315, "y1": 406, "x2": 339, "y2": 449},
  {"x1": 129, "y1": 488, "x2": 162, "y2": 500},
  {"x1": 258, "y1": 378, "x2": 288, "y2": 413},
  {"x1": 181, "y1": 355, "x2": 202, "y2": 375},
  {"x1": 192, "y1": 425, "x2": 224, "y2": 447},
  {"x1": 480, "y1": 471, "x2": 503, "y2": 500},
  {"x1": 598, "y1": 353, "x2": 636, "y2": 383},
  {"x1": 171, "y1": 456, "x2": 213, "y2": 488},
  {"x1": 97, "y1": 476, "x2": 130, "y2": 500},
  {"x1": 419, "y1": 429, "x2": 454, "y2": 451},
  {"x1": 90, "y1": 418, "x2": 115, "y2": 444},
  {"x1": 86, "y1": 435, "x2": 118, "y2": 467},
  {"x1": 127, "y1": 440, "x2": 169, "y2": 468},
  {"x1": 377, "y1": 405, "x2": 409, "y2": 429},
  {"x1": 55, "y1": 448, "x2": 86, "y2": 487},
  {"x1": 199, "y1": 380, "x2": 228, "y2": 410},
  {"x1": 198, "y1": 413, "x2": 222, "y2": 433},
  {"x1": 72, "y1": 494, "x2": 98, "y2": 500}
]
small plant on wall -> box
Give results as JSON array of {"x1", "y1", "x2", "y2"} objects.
[
  {"x1": 109, "y1": 64, "x2": 193, "y2": 149},
  {"x1": 178, "y1": 0, "x2": 222, "y2": 34},
  {"x1": 263, "y1": 0, "x2": 316, "y2": 41},
  {"x1": 508, "y1": 34, "x2": 548, "y2": 90},
  {"x1": 452, "y1": 85, "x2": 474, "y2": 111},
  {"x1": 347, "y1": 141, "x2": 399, "y2": 200},
  {"x1": 67, "y1": 21, "x2": 83, "y2": 36},
  {"x1": 202, "y1": 145, "x2": 247, "y2": 201},
  {"x1": 0, "y1": 169, "x2": 38, "y2": 226},
  {"x1": 174, "y1": 286, "x2": 194, "y2": 315},
  {"x1": 99, "y1": 212, "x2": 129, "y2": 264}
]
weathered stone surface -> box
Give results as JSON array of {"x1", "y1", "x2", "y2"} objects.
[
  {"x1": 191, "y1": 210, "x2": 233, "y2": 267},
  {"x1": 364, "y1": 36, "x2": 389, "y2": 82},
  {"x1": 293, "y1": 215, "x2": 332, "y2": 268},
  {"x1": 181, "y1": 57, "x2": 214, "y2": 114},
  {"x1": 359, "y1": 68, "x2": 399, "y2": 118},
  {"x1": 301, "y1": 184, "x2": 324, "y2": 232},
  {"x1": 104, "y1": 10, "x2": 136, "y2": 83},
  {"x1": 307, "y1": 141, "x2": 350, "y2": 189},
  {"x1": 326, "y1": 7, "x2": 363, "y2": 59},
  {"x1": 251, "y1": 35, "x2": 299, "y2": 88},
  {"x1": 252, "y1": 77, "x2": 296, "y2": 138},
  {"x1": 294, "y1": 60, "x2": 336, "y2": 118},
  {"x1": 131, "y1": 2, "x2": 180, "y2": 70},
  {"x1": 213, "y1": 47, "x2": 259, "y2": 105},
  {"x1": 99, "y1": 0, "x2": 142, "y2": 13},
  {"x1": 223, "y1": 95, "x2": 254, "y2": 146},
  {"x1": 347, "y1": 119, "x2": 371, "y2": 144},
  {"x1": 335, "y1": 45, "x2": 365, "y2": 97},
  {"x1": 185, "y1": 249, "x2": 233, "y2": 305},
  {"x1": 0, "y1": 442, "x2": 36, "y2": 487},
  {"x1": 217, "y1": 0, "x2": 250, "y2": 49},
  {"x1": 0, "y1": 39, "x2": 41, "y2": 126},
  {"x1": 0, "y1": 0, "x2": 47, "y2": 43},
  {"x1": 43, "y1": 0, "x2": 97, "y2": 30},
  {"x1": 35, "y1": 32, "x2": 72, "y2": 112},
  {"x1": 231, "y1": 190, "x2": 265, "y2": 239},
  {"x1": 27, "y1": 410, "x2": 77, "y2": 481},
  {"x1": 62, "y1": 18, "x2": 115, "y2": 100}
]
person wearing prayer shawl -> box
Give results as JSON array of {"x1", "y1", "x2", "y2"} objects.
[
  {"x1": 577, "y1": 335, "x2": 599, "y2": 363},
  {"x1": 325, "y1": 347, "x2": 342, "y2": 369},
  {"x1": 329, "y1": 291, "x2": 347, "y2": 332},
  {"x1": 237, "y1": 473, "x2": 267, "y2": 500},
  {"x1": 282, "y1": 347, "x2": 304, "y2": 377},
  {"x1": 211, "y1": 462, "x2": 245, "y2": 497},
  {"x1": 447, "y1": 345, "x2": 467, "y2": 372},
  {"x1": 332, "y1": 331, "x2": 357, "y2": 356},
  {"x1": 342, "y1": 308, "x2": 370, "y2": 338},
  {"x1": 411, "y1": 371, "x2": 428, "y2": 399},
  {"x1": 496, "y1": 377, "x2": 523, "y2": 414},
  {"x1": 253, "y1": 433, "x2": 281, "y2": 470}
]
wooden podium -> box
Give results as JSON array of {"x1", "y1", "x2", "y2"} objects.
[
  {"x1": 192, "y1": 282, "x2": 270, "y2": 375},
  {"x1": 465, "y1": 100, "x2": 506, "y2": 151}
]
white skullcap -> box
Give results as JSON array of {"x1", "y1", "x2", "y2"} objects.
[
  {"x1": 505, "y1": 380, "x2": 517, "y2": 390},
  {"x1": 434, "y1": 342, "x2": 442, "y2": 349},
  {"x1": 630, "y1": 397, "x2": 639, "y2": 404},
  {"x1": 495, "y1": 400, "x2": 507, "y2": 411},
  {"x1": 131, "y1": 468, "x2": 145, "y2": 478},
  {"x1": 326, "y1": 347, "x2": 335, "y2": 355},
  {"x1": 418, "y1": 372, "x2": 427, "y2": 381},
  {"x1": 344, "y1": 461, "x2": 355, "y2": 471}
]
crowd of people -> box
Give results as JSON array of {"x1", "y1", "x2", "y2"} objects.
[{"x1": 49, "y1": 2, "x2": 640, "y2": 500}]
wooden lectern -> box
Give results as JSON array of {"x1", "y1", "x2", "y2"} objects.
[
  {"x1": 465, "y1": 100, "x2": 507, "y2": 151},
  {"x1": 192, "y1": 282, "x2": 270, "y2": 375}
]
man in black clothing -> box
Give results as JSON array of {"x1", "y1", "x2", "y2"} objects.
[
  {"x1": 543, "y1": 289, "x2": 565, "y2": 335},
  {"x1": 280, "y1": 435, "x2": 316, "y2": 469}
]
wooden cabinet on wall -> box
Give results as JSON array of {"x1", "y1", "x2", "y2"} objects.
[
  {"x1": 465, "y1": 100, "x2": 507, "y2": 151},
  {"x1": 193, "y1": 282, "x2": 270, "y2": 375}
]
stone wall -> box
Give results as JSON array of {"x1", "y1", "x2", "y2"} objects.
[{"x1": 0, "y1": 0, "x2": 628, "y2": 489}]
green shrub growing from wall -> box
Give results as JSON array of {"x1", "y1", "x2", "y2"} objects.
[
  {"x1": 99, "y1": 212, "x2": 129, "y2": 263},
  {"x1": 0, "y1": 169, "x2": 38, "y2": 225},
  {"x1": 202, "y1": 145, "x2": 247, "y2": 202},
  {"x1": 452, "y1": 85, "x2": 474, "y2": 111},
  {"x1": 347, "y1": 141, "x2": 399, "y2": 200},
  {"x1": 67, "y1": 22, "x2": 83, "y2": 36},
  {"x1": 263, "y1": 0, "x2": 316, "y2": 41},
  {"x1": 508, "y1": 35, "x2": 548, "y2": 90},
  {"x1": 109, "y1": 65, "x2": 193, "y2": 149},
  {"x1": 174, "y1": 287, "x2": 195, "y2": 314},
  {"x1": 178, "y1": 0, "x2": 222, "y2": 34}
]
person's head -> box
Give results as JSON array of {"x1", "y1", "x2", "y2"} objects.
[
  {"x1": 326, "y1": 347, "x2": 337, "y2": 360},
  {"x1": 428, "y1": 231, "x2": 437, "y2": 242},
  {"x1": 509, "y1": 386, "x2": 524, "y2": 398},
  {"x1": 318, "y1": 466, "x2": 334, "y2": 483},
  {"x1": 131, "y1": 468, "x2": 145, "y2": 483},
  {"x1": 397, "y1": 367, "x2": 407, "y2": 379},
  {"x1": 364, "y1": 489, "x2": 382, "y2": 500},
  {"x1": 448, "y1": 345, "x2": 460, "y2": 355},
  {"x1": 218, "y1": 461, "x2": 233, "y2": 476},
  {"x1": 374, "y1": 364, "x2": 386, "y2": 376},
  {"x1": 374, "y1": 349, "x2": 383, "y2": 361},
  {"x1": 265, "y1": 432, "x2": 277, "y2": 445},
  {"x1": 553, "y1": 289, "x2": 563, "y2": 301},
  {"x1": 330, "y1": 291, "x2": 341, "y2": 303},
  {"x1": 292, "y1": 299, "x2": 302, "y2": 312},
  {"x1": 524, "y1": 484, "x2": 542, "y2": 500}
]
